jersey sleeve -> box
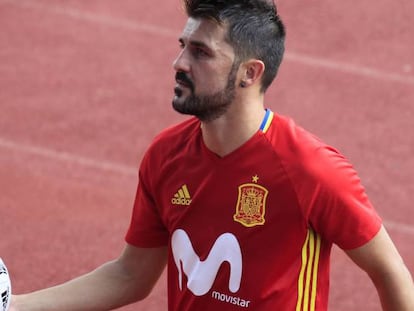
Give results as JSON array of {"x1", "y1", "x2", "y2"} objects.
[
  {"x1": 296, "y1": 145, "x2": 382, "y2": 250},
  {"x1": 125, "y1": 150, "x2": 169, "y2": 247}
]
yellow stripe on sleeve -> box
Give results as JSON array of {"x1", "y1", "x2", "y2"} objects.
[
  {"x1": 296, "y1": 229, "x2": 322, "y2": 311},
  {"x1": 310, "y1": 234, "x2": 321, "y2": 311},
  {"x1": 296, "y1": 230, "x2": 310, "y2": 311}
]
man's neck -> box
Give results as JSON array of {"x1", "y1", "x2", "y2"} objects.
[{"x1": 200, "y1": 98, "x2": 266, "y2": 157}]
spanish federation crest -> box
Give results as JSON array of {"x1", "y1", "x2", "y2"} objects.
[{"x1": 234, "y1": 176, "x2": 268, "y2": 227}]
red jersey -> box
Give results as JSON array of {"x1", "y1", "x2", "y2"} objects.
[{"x1": 126, "y1": 110, "x2": 382, "y2": 311}]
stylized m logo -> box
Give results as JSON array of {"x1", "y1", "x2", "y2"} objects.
[{"x1": 171, "y1": 229, "x2": 243, "y2": 296}]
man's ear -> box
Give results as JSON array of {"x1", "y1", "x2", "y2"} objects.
[{"x1": 239, "y1": 59, "x2": 265, "y2": 88}]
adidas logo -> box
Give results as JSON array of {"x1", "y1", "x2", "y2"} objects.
[{"x1": 171, "y1": 184, "x2": 192, "y2": 206}]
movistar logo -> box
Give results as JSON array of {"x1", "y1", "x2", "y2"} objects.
[
  {"x1": 171, "y1": 229, "x2": 243, "y2": 296},
  {"x1": 171, "y1": 184, "x2": 192, "y2": 206}
]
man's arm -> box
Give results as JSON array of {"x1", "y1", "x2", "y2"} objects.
[
  {"x1": 11, "y1": 244, "x2": 168, "y2": 311},
  {"x1": 346, "y1": 225, "x2": 414, "y2": 311}
]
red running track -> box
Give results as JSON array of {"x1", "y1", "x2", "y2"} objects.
[{"x1": 1, "y1": 1, "x2": 413, "y2": 310}]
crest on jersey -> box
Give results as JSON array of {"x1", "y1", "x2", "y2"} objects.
[{"x1": 234, "y1": 176, "x2": 268, "y2": 227}]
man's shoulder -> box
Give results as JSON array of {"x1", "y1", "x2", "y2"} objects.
[
  {"x1": 269, "y1": 113, "x2": 346, "y2": 174},
  {"x1": 269, "y1": 113, "x2": 328, "y2": 154}
]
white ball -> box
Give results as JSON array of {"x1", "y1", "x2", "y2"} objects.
[{"x1": 0, "y1": 258, "x2": 11, "y2": 311}]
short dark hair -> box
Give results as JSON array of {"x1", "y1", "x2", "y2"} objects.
[{"x1": 184, "y1": 0, "x2": 286, "y2": 92}]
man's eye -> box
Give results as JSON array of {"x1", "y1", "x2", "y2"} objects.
[{"x1": 193, "y1": 48, "x2": 208, "y2": 57}]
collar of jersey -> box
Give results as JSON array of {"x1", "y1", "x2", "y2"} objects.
[{"x1": 259, "y1": 109, "x2": 274, "y2": 133}]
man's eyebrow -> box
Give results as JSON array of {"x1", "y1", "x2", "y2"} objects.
[
  {"x1": 179, "y1": 38, "x2": 212, "y2": 51},
  {"x1": 190, "y1": 40, "x2": 209, "y2": 49}
]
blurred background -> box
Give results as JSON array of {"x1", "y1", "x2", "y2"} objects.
[{"x1": 1, "y1": 1, "x2": 413, "y2": 310}]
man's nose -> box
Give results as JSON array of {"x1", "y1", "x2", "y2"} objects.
[{"x1": 173, "y1": 50, "x2": 190, "y2": 73}]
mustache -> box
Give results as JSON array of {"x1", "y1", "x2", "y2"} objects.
[{"x1": 175, "y1": 71, "x2": 194, "y2": 90}]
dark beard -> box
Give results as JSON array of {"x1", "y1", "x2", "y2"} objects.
[
  {"x1": 172, "y1": 65, "x2": 238, "y2": 122},
  {"x1": 173, "y1": 84, "x2": 236, "y2": 122}
]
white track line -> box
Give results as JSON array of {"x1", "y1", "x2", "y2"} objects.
[
  {"x1": 0, "y1": 137, "x2": 137, "y2": 177},
  {"x1": 3, "y1": 0, "x2": 177, "y2": 37},
  {"x1": 5, "y1": 0, "x2": 414, "y2": 86},
  {"x1": 384, "y1": 221, "x2": 414, "y2": 236},
  {"x1": 285, "y1": 52, "x2": 414, "y2": 85}
]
